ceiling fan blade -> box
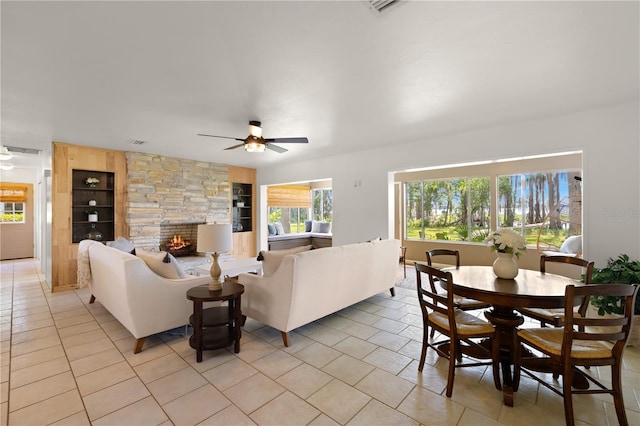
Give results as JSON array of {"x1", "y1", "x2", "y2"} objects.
[
  {"x1": 224, "y1": 143, "x2": 245, "y2": 151},
  {"x1": 266, "y1": 143, "x2": 288, "y2": 153},
  {"x1": 197, "y1": 134, "x2": 244, "y2": 142},
  {"x1": 264, "y1": 137, "x2": 309, "y2": 144}
]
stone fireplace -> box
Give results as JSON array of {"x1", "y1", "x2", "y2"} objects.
[
  {"x1": 125, "y1": 152, "x2": 231, "y2": 253},
  {"x1": 159, "y1": 222, "x2": 202, "y2": 257}
]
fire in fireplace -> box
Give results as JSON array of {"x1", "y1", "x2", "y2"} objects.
[{"x1": 166, "y1": 234, "x2": 195, "y2": 257}]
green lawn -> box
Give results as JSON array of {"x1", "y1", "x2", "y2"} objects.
[{"x1": 406, "y1": 225, "x2": 568, "y2": 247}]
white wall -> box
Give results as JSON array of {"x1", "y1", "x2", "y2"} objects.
[{"x1": 257, "y1": 102, "x2": 640, "y2": 267}]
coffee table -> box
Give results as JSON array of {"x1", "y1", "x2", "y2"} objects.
[{"x1": 195, "y1": 257, "x2": 263, "y2": 282}]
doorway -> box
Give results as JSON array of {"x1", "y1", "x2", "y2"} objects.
[{"x1": 1, "y1": 183, "x2": 34, "y2": 260}]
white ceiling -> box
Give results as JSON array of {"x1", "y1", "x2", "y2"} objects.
[{"x1": 1, "y1": 1, "x2": 638, "y2": 171}]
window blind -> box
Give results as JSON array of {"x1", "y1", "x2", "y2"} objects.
[
  {"x1": 0, "y1": 184, "x2": 28, "y2": 202},
  {"x1": 267, "y1": 185, "x2": 311, "y2": 208}
]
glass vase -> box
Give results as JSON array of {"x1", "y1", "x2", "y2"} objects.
[{"x1": 86, "y1": 224, "x2": 103, "y2": 241}]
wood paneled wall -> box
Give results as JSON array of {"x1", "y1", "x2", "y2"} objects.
[
  {"x1": 52, "y1": 143, "x2": 127, "y2": 292},
  {"x1": 228, "y1": 165, "x2": 256, "y2": 259}
]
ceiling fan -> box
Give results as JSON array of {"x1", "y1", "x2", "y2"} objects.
[{"x1": 198, "y1": 121, "x2": 309, "y2": 153}]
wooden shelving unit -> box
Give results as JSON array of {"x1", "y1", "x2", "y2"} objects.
[
  {"x1": 52, "y1": 142, "x2": 127, "y2": 292},
  {"x1": 71, "y1": 169, "x2": 115, "y2": 243},
  {"x1": 228, "y1": 166, "x2": 256, "y2": 259}
]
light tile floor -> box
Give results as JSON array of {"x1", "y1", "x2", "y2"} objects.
[{"x1": 1, "y1": 259, "x2": 639, "y2": 425}]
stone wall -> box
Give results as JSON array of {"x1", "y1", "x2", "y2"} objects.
[{"x1": 126, "y1": 152, "x2": 230, "y2": 250}]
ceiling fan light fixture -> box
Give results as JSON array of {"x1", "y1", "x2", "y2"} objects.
[
  {"x1": 0, "y1": 147, "x2": 12, "y2": 161},
  {"x1": 244, "y1": 140, "x2": 266, "y2": 153},
  {"x1": 248, "y1": 121, "x2": 263, "y2": 138}
]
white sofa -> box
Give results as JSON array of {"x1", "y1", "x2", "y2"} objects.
[
  {"x1": 86, "y1": 243, "x2": 211, "y2": 353},
  {"x1": 238, "y1": 238, "x2": 401, "y2": 346}
]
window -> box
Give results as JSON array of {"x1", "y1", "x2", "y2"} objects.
[
  {"x1": 405, "y1": 177, "x2": 490, "y2": 241},
  {"x1": 402, "y1": 155, "x2": 582, "y2": 247},
  {"x1": 267, "y1": 184, "x2": 313, "y2": 234},
  {"x1": 268, "y1": 207, "x2": 309, "y2": 233},
  {"x1": 0, "y1": 184, "x2": 27, "y2": 224},
  {"x1": 312, "y1": 189, "x2": 332, "y2": 222},
  {"x1": 498, "y1": 171, "x2": 581, "y2": 247},
  {"x1": 1, "y1": 202, "x2": 25, "y2": 223}
]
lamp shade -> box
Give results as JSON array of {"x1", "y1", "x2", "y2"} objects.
[{"x1": 197, "y1": 223, "x2": 233, "y2": 253}]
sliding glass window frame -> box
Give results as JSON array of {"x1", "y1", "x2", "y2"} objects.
[{"x1": 405, "y1": 177, "x2": 490, "y2": 242}]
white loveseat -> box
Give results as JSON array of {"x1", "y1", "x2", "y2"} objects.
[
  {"x1": 86, "y1": 243, "x2": 211, "y2": 353},
  {"x1": 238, "y1": 238, "x2": 401, "y2": 346}
]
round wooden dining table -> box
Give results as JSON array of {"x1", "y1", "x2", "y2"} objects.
[{"x1": 442, "y1": 265, "x2": 585, "y2": 406}]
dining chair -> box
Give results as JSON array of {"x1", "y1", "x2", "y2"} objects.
[
  {"x1": 415, "y1": 262, "x2": 501, "y2": 397},
  {"x1": 400, "y1": 246, "x2": 407, "y2": 278},
  {"x1": 513, "y1": 283, "x2": 639, "y2": 426},
  {"x1": 519, "y1": 255, "x2": 594, "y2": 327},
  {"x1": 425, "y1": 249, "x2": 490, "y2": 337}
]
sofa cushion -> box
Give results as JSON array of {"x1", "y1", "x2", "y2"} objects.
[
  {"x1": 260, "y1": 245, "x2": 313, "y2": 277},
  {"x1": 107, "y1": 236, "x2": 135, "y2": 254},
  {"x1": 274, "y1": 222, "x2": 285, "y2": 235},
  {"x1": 267, "y1": 223, "x2": 277, "y2": 236},
  {"x1": 136, "y1": 249, "x2": 185, "y2": 279}
]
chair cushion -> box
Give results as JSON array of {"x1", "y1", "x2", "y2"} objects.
[
  {"x1": 259, "y1": 245, "x2": 313, "y2": 277},
  {"x1": 518, "y1": 328, "x2": 613, "y2": 359},
  {"x1": 429, "y1": 310, "x2": 495, "y2": 336},
  {"x1": 559, "y1": 235, "x2": 582, "y2": 254},
  {"x1": 519, "y1": 307, "x2": 583, "y2": 325},
  {"x1": 136, "y1": 249, "x2": 185, "y2": 279},
  {"x1": 454, "y1": 296, "x2": 490, "y2": 310},
  {"x1": 520, "y1": 307, "x2": 565, "y2": 323}
]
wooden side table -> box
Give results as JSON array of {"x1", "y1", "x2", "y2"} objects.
[{"x1": 186, "y1": 282, "x2": 244, "y2": 362}]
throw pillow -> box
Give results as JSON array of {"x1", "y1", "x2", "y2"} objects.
[
  {"x1": 267, "y1": 223, "x2": 277, "y2": 236},
  {"x1": 311, "y1": 220, "x2": 321, "y2": 233},
  {"x1": 304, "y1": 220, "x2": 313, "y2": 232},
  {"x1": 318, "y1": 221, "x2": 331, "y2": 233},
  {"x1": 274, "y1": 221, "x2": 285, "y2": 235},
  {"x1": 136, "y1": 249, "x2": 186, "y2": 279},
  {"x1": 260, "y1": 245, "x2": 313, "y2": 277},
  {"x1": 107, "y1": 236, "x2": 135, "y2": 253}
]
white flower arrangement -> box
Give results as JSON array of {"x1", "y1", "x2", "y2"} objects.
[
  {"x1": 485, "y1": 228, "x2": 527, "y2": 258},
  {"x1": 85, "y1": 177, "x2": 100, "y2": 186}
]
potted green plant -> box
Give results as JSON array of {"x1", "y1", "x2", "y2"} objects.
[
  {"x1": 589, "y1": 254, "x2": 640, "y2": 347},
  {"x1": 590, "y1": 254, "x2": 640, "y2": 315}
]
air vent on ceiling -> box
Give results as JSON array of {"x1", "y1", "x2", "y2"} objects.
[
  {"x1": 6, "y1": 146, "x2": 42, "y2": 155},
  {"x1": 129, "y1": 139, "x2": 146, "y2": 145},
  {"x1": 368, "y1": 0, "x2": 398, "y2": 13}
]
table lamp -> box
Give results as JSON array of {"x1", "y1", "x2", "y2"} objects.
[{"x1": 197, "y1": 223, "x2": 233, "y2": 291}]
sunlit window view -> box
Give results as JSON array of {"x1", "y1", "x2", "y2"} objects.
[
  {"x1": 267, "y1": 187, "x2": 332, "y2": 234},
  {"x1": 405, "y1": 178, "x2": 490, "y2": 242},
  {"x1": 1, "y1": 202, "x2": 25, "y2": 223},
  {"x1": 499, "y1": 171, "x2": 582, "y2": 248},
  {"x1": 268, "y1": 207, "x2": 309, "y2": 233},
  {"x1": 405, "y1": 169, "x2": 581, "y2": 247},
  {"x1": 312, "y1": 188, "x2": 332, "y2": 222}
]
